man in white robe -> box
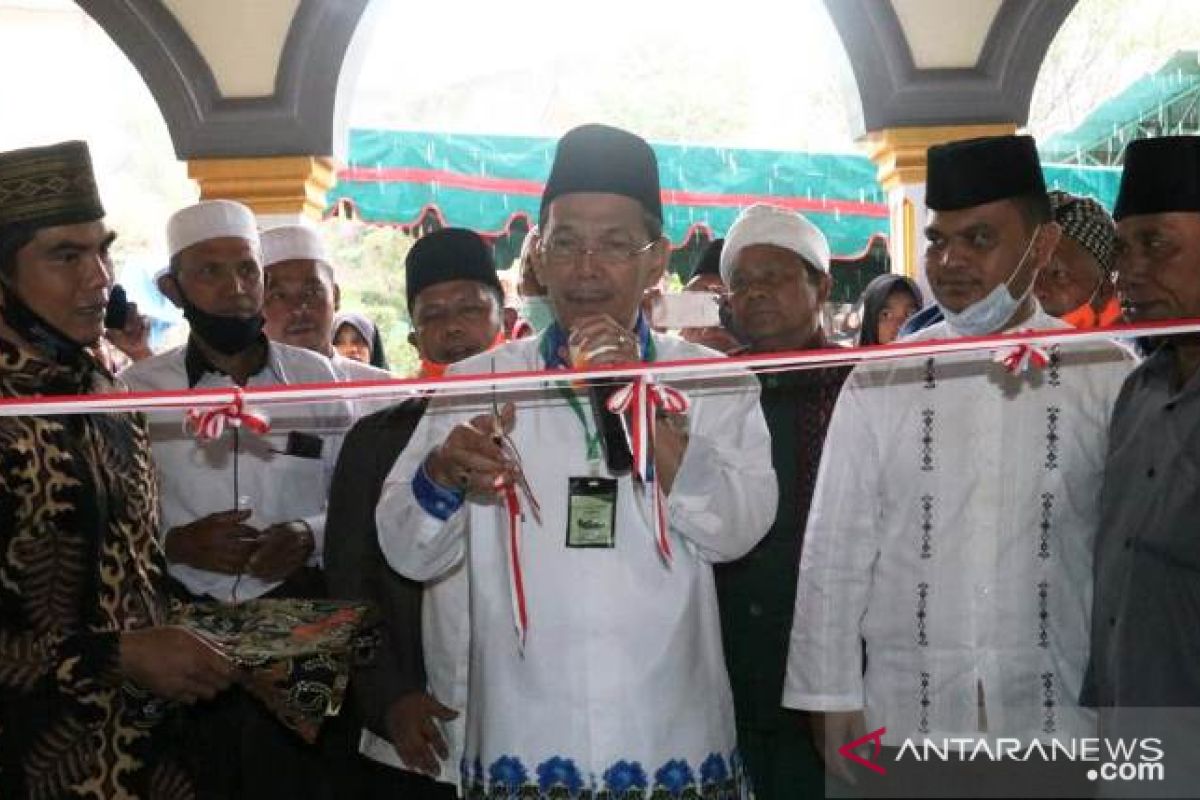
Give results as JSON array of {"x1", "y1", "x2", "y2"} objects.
[
  {"x1": 377, "y1": 124, "x2": 776, "y2": 799},
  {"x1": 121, "y1": 200, "x2": 352, "y2": 798},
  {"x1": 784, "y1": 135, "x2": 1136, "y2": 793}
]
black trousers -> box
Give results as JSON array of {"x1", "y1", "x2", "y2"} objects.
[{"x1": 356, "y1": 758, "x2": 459, "y2": 800}]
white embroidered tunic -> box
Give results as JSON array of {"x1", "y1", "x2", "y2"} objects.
[
  {"x1": 377, "y1": 333, "x2": 775, "y2": 798},
  {"x1": 783, "y1": 311, "x2": 1136, "y2": 745}
]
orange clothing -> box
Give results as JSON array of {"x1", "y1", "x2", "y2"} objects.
[{"x1": 1060, "y1": 294, "x2": 1122, "y2": 329}]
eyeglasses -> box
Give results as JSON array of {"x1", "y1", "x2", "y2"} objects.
[{"x1": 540, "y1": 238, "x2": 657, "y2": 267}]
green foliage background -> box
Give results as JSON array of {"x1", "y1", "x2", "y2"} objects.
[{"x1": 319, "y1": 220, "x2": 420, "y2": 375}]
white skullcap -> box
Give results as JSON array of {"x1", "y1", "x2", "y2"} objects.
[
  {"x1": 260, "y1": 224, "x2": 330, "y2": 270},
  {"x1": 167, "y1": 199, "x2": 260, "y2": 257},
  {"x1": 719, "y1": 203, "x2": 831, "y2": 285}
]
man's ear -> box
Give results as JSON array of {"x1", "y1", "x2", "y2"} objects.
[
  {"x1": 333, "y1": 282, "x2": 341, "y2": 312},
  {"x1": 407, "y1": 330, "x2": 423, "y2": 359},
  {"x1": 158, "y1": 271, "x2": 184, "y2": 310}
]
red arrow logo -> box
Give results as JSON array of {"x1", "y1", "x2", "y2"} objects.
[{"x1": 838, "y1": 726, "x2": 888, "y2": 775}]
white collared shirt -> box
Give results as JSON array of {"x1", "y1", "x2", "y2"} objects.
[
  {"x1": 332, "y1": 351, "x2": 392, "y2": 382},
  {"x1": 375, "y1": 333, "x2": 776, "y2": 796},
  {"x1": 783, "y1": 310, "x2": 1137, "y2": 744},
  {"x1": 120, "y1": 341, "x2": 351, "y2": 601},
  {"x1": 331, "y1": 352, "x2": 402, "y2": 418}
]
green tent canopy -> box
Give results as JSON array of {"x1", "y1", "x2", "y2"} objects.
[
  {"x1": 1041, "y1": 51, "x2": 1200, "y2": 166},
  {"x1": 333, "y1": 129, "x2": 892, "y2": 259},
  {"x1": 331, "y1": 128, "x2": 1122, "y2": 299}
]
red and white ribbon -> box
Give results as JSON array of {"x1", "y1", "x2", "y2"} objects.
[
  {"x1": 509, "y1": 318, "x2": 535, "y2": 341},
  {"x1": 184, "y1": 388, "x2": 271, "y2": 441},
  {"x1": 501, "y1": 482, "x2": 529, "y2": 649},
  {"x1": 1, "y1": 319, "x2": 1198, "y2": 420},
  {"x1": 606, "y1": 377, "x2": 691, "y2": 563},
  {"x1": 994, "y1": 342, "x2": 1052, "y2": 375}
]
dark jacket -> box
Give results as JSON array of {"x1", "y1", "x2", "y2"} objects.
[{"x1": 325, "y1": 397, "x2": 429, "y2": 738}]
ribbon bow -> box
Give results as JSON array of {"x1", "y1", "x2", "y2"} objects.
[
  {"x1": 185, "y1": 388, "x2": 271, "y2": 442},
  {"x1": 606, "y1": 377, "x2": 691, "y2": 563},
  {"x1": 993, "y1": 343, "x2": 1051, "y2": 375}
]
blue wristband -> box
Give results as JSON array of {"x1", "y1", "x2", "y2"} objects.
[{"x1": 412, "y1": 459, "x2": 466, "y2": 521}]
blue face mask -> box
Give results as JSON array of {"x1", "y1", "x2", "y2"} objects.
[
  {"x1": 940, "y1": 226, "x2": 1040, "y2": 336},
  {"x1": 518, "y1": 295, "x2": 556, "y2": 334}
]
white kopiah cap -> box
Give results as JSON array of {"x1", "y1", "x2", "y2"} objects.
[
  {"x1": 167, "y1": 199, "x2": 260, "y2": 257},
  {"x1": 719, "y1": 203, "x2": 831, "y2": 285},
  {"x1": 260, "y1": 224, "x2": 330, "y2": 270}
]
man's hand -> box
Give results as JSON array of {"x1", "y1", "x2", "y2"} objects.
[
  {"x1": 654, "y1": 413, "x2": 689, "y2": 494},
  {"x1": 247, "y1": 520, "x2": 315, "y2": 582},
  {"x1": 426, "y1": 402, "x2": 518, "y2": 495},
  {"x1": 567, "y1": 314, "x2": 640, "y2": 366},
  {"x1": 384, "y1": 691, "x2": 460, "y2": 776},
  {"x1": 106, "y1": 303, "x2": 153, "y2": 361},
  {"x1": 119, "y1": 626, "x2": 236, "y2": 704},
  {"x1": 165, "y1": 509, "x2": 258, "y2": 574},
  {"x1": 810, "y1": 709, "x2": 868, "y2": 785}
]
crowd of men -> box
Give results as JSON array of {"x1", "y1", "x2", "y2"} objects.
[{"x1": 2, "y1": 122, "x2": 1199, "y2": 800}]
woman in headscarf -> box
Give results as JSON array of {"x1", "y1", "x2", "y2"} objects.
[
  {"x1": 333, "y1": 311, "x2": 390, "y2": 370},
  {"x1": 854, "y1": 273, "x2": 923, "y2": 346}
]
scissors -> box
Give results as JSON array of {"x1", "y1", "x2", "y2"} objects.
[{"x1": 491, "y1": 357, "x2": 542, "y2": 524}]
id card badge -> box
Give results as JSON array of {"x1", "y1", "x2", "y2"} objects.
[{"x1": 566, "y1": 477, "x2": 618, "y2": 548}]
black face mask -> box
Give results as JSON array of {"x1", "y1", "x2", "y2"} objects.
[
  {"x1": 0, "y1": 280, "x2": 87, "y2": 367},
  {"x1": 170, "y1": 275, "x2": 264, "y2": 356}
]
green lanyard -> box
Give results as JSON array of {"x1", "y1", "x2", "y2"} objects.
[
  {"x1": 558, "y1": 387, "x2": 603, "y2": 466},
  {"x1": 540, "y1": 329, "x2": 658, "y2": 469}
]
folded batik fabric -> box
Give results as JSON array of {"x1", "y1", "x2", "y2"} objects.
[{"x1": 174, "y1": 598, "x2": 378, "y2": 742}]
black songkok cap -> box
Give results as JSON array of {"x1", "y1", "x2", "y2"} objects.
[
  {"x1": 1113, "y1": 136, "x2": 1200, "y2": 221},
  {"x1": 0, "y1": 141, "x2": 104, "y2": 230},
  {"x1": 926, "y1": 135, "x2": 1046, "y2": 212},
  {"x1": 405, "y1": 227, "x2": 502, "y2": 312},
  {"x1": 541, "y1": 124, "x2": 663, "y2": 222},
  {"x1": 689, "y1": 238, "x2": 724, "y2": 281}
]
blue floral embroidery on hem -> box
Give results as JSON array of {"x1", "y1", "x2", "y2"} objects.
[
  {"x1": 490, "y1": 755, "x2": 529, "y2": 789},
  {"x1": 654, "y1": 760, "x2": 696, "y2": 797},
  {"x1": 603, "y1": 761, "x2": 649, "y2": 793},
  {"x1": 537, "y1": 756, "x2": 584, "y2": 795},
  {"x1": 468, "y1": 752, "x2": 741, "y2": 800},
  {"x1": 699, "y1": 753, "x2": 728, "y2": 786}
]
